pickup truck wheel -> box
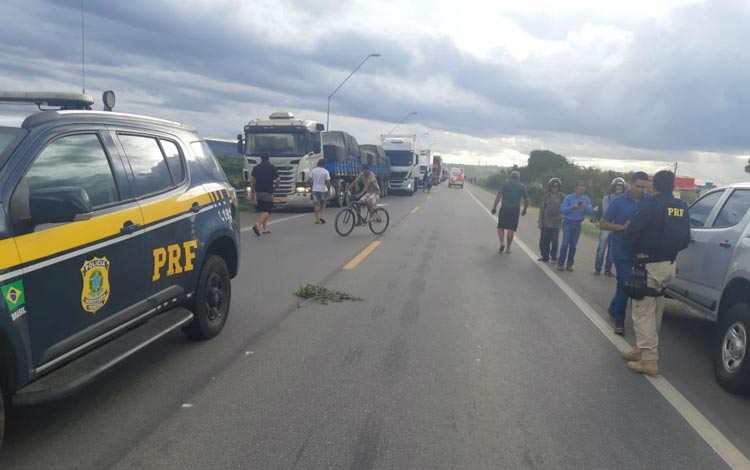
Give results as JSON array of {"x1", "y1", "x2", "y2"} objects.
[
  {"x1": 183, "y1": 255, "x2": 231, "y2": 340},
  {"x1": 715, "y1": 302, "x2": 750, "y2": 394}
]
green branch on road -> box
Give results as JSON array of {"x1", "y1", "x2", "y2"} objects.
[{"x1": 294, "y1": 284, "x2": 363, "y2": 304}]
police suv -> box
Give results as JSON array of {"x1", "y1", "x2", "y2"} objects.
[{"x1": 0, "y1": 92, "x2": 240, "y2": 444}]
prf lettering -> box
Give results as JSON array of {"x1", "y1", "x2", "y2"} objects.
[
  {"x1": 668, "y1": 207, "x2": 685, "y2": 217},
  {"x1": 152, "y1": 240, "x2": 198, "y2": 281}
]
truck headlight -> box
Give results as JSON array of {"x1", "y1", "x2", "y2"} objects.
[{"x1": 296, "y1": 187, "x2": 307, "y2": 193}]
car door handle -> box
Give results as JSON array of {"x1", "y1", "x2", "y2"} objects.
[
  {"x1": 120, "y1": 221, "x2": 142, "y2": 235},
  {"x1": 720, "y1": 241, "x2": 731, "y2": 248},
  {"x1": 191, "y1": 202, "x2": 200, "y2": 213}
]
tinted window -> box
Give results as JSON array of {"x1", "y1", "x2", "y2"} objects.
[
  {"x1": 119, "y1": 135, "x2": 173, "y2": 197},
  {"x1": 160, "y1": 139, "x2": 185, "y2": 184},
  {"x1": 23, "y1": 134, "x2": 119, "y2": 208},
  {"x1": 190, "y1": 140, "x2": 227, "y2": 181},
  {"x1": 713, "y1": 189, "x2": 750, "y2": 228},
  {"x1": 689, "y1": 190, "x2": 724, "y2": 228}
]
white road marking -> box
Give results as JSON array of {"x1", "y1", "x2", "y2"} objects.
[
  {"x1": 240, "y1": 213, "x2": 308, "y2": 232},
  {"x1": 464, "y1": 186, "x2": 750, "y2": 470}
]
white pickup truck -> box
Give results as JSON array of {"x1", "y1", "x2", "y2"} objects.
[{"x1": 667, "y1": 183, "x2": 750, "y2": 394}]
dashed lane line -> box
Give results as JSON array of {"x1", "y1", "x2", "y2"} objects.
[
  {"x1": 342, "y1": 241, "x2": 382, "y2": 270},
  {"x1": 464, "y1": 185, "x2": 750, "y2": 470}
]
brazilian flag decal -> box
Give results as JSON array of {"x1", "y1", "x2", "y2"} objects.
[{"x1": 2, "y1": 280, "x2": 25, "y2": 311}]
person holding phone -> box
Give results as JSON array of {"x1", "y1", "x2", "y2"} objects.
[{"x1": 557, "y1": 181, "x2": 593, "y2": 272}]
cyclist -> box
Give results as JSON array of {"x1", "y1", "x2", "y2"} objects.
[{"x1": 347, "y1": 164, "x2": 381, "y2": 221}]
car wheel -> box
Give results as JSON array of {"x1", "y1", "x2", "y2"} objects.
[
  {"x1": 184, "y1": 255, "x2": 231, "y2": 340},
  {"x1": 715, "y1": 302, "x2": 750, "y2": 394}
]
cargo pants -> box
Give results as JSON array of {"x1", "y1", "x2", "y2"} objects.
[{"x1": 631, "y1": 261, "x2": 676, "y2": 362}]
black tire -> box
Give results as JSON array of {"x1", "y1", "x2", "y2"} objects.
[
  {"x1": 335, "y1": 208, "x2": 356, "y2": 236},
  {"x1": 715, "y1": 302, "x2": 750, "y2": 394},
  {"x1": 183, "y1": 255, "x2": 231, "y2": 340},
  {"x1": 369, "y1": 208, "x2": 390, "y2": 235}
]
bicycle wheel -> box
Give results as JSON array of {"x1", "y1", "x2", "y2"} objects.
[
  {"x1": 369, "y1": 208, "x2": 390, "y2": 235},
  {"x1": 335, "y1": 208, "x2": 356, "y2": 236}
]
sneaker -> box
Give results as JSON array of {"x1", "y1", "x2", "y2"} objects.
[
  {"x1": 627, "y1": 360, "x2": 659, "y2": 376},
  {"x1": 594, "y1": 270, "x2": 601, "y2": 276},
  {"x1": 614, "y1": 321, "x2": 625, "y2": 335},
  {"x1": 604, "y1": 271, "x2": 615, "y2": 278},
  {"x1": 622, "y1": 349, "x2": 642, "y2": 361},
  {"x1": 566, "y1": 266, "x2": 574, "y2": 272},
  {"x1": 538, "y1": 257, "x2": 548, "y2": 262},
  {"x1": 549, "y1": 258, "x2": 558, "y2": 265}
]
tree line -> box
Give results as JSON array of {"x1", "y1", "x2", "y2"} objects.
[{"x1": 481, "y1": 150, "x2": 637, "y2": 207}]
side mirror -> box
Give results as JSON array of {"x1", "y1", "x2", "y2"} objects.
[
  {"x1": 30, "y1": 187, "x2": 93, "y2": 226},
  {"x1": 237, "y1": 134, "x2": 244, "y2": 154}
]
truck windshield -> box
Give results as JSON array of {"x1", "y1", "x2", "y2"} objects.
[
  {"x1": 0, "y1": 126, "x2": 27, "y2": 171},
  {"x1": 247, "y1": 132, "x2": 306, "y2": 157},
  {"x1": 385, "y1": 150, "x2": 413, "y2": 166}
]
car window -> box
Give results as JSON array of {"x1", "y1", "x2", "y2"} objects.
[
  {"x1": 11, "y1": 133, "x2": 119, "y2": 234},
  {"x1": 713, "y1": 189, "x2": 750, "y2": 228},
  {"x1": 160, "y1": 139, "x2": 185, "y2": 184},
  {"x1": 190, "y1": 140, "x2": 227, "y2": 181},
  {"x1": 688, "y1": 190, "x2": 724, "y2": 228},
  {"x1": 119, "y1": 135, "x2": 174, "y2": 197}
]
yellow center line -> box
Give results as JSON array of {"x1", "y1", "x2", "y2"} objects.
[
  {"x1": 410, "y1": 206, "x2": 420, "y2": 214},
  {"x1": 343, "y1": 241, "x2": 382, "y2": 270}
]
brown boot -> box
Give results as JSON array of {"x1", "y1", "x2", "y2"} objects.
[
  {"x1": 622, "y1": 349, "x2": 642, "y2": 361},
  {"x1": 627, "y1": 360, "x2": 659, "y2": 376}
]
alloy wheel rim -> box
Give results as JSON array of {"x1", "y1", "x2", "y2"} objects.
[{"x1": 722, "y1": 321, "x2": 747, "y2": 373}]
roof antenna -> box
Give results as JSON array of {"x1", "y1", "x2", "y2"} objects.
[{"x1": 81, "y1": 0, "x2": 85, "y2": 94}]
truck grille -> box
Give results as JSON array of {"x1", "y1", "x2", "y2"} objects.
[
  {"x1": 275, "y1": 166, "x2": 295, "y2": 196},
  {"x1": 391, "y1": 171, "x2": 409, "y2": 180}
]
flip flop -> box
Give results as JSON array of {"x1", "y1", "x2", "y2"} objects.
[
  {"x1": 252, "y1": 225, "x2": 261, "y2": 237},
  {"x1": 320, "y1": 218, "x2": 326, "y2": 224}
]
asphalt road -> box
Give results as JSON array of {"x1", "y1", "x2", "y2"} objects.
[{"x1": 1, "y1": 184, "x2": 748, "y2": 469}]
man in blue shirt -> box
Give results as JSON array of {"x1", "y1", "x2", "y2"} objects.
[
  {"x1": 599, "y1": 171, "x2": 651, "y2": 335},
  {"x1": 557, "y1": 181, "x2": 594, "y2": 271}
]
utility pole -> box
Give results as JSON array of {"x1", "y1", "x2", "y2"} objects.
[{"x1": 674, "y1": 162, "x2": 678, "y2": 177}]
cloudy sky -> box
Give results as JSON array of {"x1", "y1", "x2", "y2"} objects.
[{"x1": 1, "y1": 0, "x2": 749, "y2": 184}]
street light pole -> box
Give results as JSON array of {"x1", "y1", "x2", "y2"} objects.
[
  {"x1": 326, "y1": 53, "x2": 381, "y2": 130},
  {"x1": 386, "y1": 111, "x2": 417, "y2": 136}
]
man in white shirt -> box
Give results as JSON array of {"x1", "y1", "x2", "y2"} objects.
[{"x1": 309, "y1": 159, "x2": 331, "y2": 224}]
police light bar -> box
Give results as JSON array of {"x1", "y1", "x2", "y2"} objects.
[{"x1": 0, "y1": 92, "x2": 95, "y2": 110}]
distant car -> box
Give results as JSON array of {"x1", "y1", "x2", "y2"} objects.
[
  {"x1": 666, "y1": 183, "x2": 750, "y2": 394},
  {"x1": 0, "y1": 92, "x2": 241, "y2": 445},
  {"x1": 448, "y1": 167, "x2": 465, "y2": 189}
]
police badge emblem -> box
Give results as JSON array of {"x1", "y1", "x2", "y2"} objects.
[{"x1": 81, "y1": 257, "x2": 111, "y2": 313}]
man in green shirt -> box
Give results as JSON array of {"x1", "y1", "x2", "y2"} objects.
[{"x1": 491, "y1": 171, "x2": 528, "y2": 254}]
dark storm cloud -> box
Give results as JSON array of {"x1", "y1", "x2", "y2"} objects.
[{"x1": 1, "y1": 0, "x2": 749, "y2": 156}]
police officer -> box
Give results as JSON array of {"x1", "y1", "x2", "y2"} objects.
[{"x1": 621, "y1": 170, "x2": 691, "y2": 375}]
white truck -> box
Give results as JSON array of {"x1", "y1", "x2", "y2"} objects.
[
  {"x1": 381, "y1": 134, "x2": 421, "y2": 196},
  {"x1": 238, "y1": 112, "x2": 325, "y2": 208}
]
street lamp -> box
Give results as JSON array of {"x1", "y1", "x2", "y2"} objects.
[
  {"x1": 326, "y1": 53, "x2": 381, "y2": 130},
  {"x1": 386, "y1": 111, "x2": 417, "y2": 136}
]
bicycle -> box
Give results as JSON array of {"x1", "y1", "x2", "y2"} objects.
[{"x1": 334, "y1": 193, "x2": 390, "y2": 236}]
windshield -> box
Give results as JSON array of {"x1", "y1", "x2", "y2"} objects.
[
  {"x1": 0, "y1": 126, "x2": 27, "y2": 171},
  {"x1": 246, "y1": 132, "x2": 306, "y2": 157},
  {"x1": 385, "y1": 150, "x2": 414, "y2": 166}
]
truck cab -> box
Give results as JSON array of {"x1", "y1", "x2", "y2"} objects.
[
  {"x1": 382, "y1": 135, "x2": 420, "y2": 196},
  {"x1": 239, "y1": 112, "x2": 324, "y2": 208}
]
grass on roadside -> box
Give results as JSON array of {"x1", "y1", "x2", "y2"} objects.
[{"x1": 581, "y1": 221, "x2": 600, "y2": 239}]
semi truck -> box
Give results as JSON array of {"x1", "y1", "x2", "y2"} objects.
[
  {"x1": 382, "y1": 134, "x2": 421, "y2": 195},
  {"x1": 419, "y1": 149, "x2": 432, "y2": 188},
  {"x1": 238, "y1": 112, "x2": 390, "y2": 208},
  {"x1": 322, "y1": 132, "x2": 390, "y2": 206},
  {"x1": 238, "y1": 112, "x2": 324, "y2": 208},
  {"x1": 432, "y1": 155, "x2": 442, "y2": 185}
]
